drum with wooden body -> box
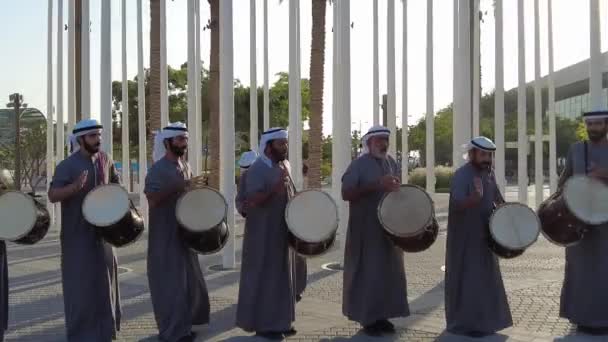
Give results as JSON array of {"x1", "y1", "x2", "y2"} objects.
[
  {"x1": 0, "y1": 191, "x2": 50, "y2": 244},
  {"x1": 488, "y1": 203, "x2": 540, "y2": 258},
  {"x1": 285, "y1": 190, "x2": 338, "y2": 257},
  {"x1": 82, "y1": 184, "x2": 144, "y2": 247},
  {"x1": 538, "y1": 175, "x2": 608, "y2": 247},
  {"x1": 378, "y1": 184, "x2": 439, "y2": 253},
  {"x1": 176, "y1": 186, "x2": 229, "y2": 255}
]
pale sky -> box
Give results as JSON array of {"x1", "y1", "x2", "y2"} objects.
[{"x1": 1, "y1": 0, "x2": 607, "y2": 137}]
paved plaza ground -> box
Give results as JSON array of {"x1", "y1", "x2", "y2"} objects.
[{"x1": 4, "y1": 186, "x2": 605, "y2": 341}]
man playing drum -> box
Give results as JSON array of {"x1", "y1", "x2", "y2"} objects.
[
  {"x1": 444, "y1": 136, "x2": 512, "y2": 338},
  {"x1": 341, "y1": 125, "x2": 409, "y2": 336},
  {"x1": 145, "y1": 122, "x2": 209, "y2": 342},
  {"x1": 236, "y1": 150, "x2": 258, "y2": 218},
  {"x1": 558, "y1": 110, "x2": 608, "y2": 335},
  {"x1": 48, "y1": 119, "x2": 122, "y2": 341},
  {"x1": 236, "y1": 128, "x2": 306, "y2": 339}
]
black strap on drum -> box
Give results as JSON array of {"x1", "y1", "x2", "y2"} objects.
[{"x1": 584, "y1": 140, "x2": 589, "y2": 175}]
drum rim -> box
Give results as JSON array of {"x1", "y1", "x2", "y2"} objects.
[
  {"x1": 490, "y1": 202, "x2": 540, "y2": 250},
  {"x1": 82, "y1": 184, "x2": 130, "y2": 227},
  {"x1": 285, "y1": 189, "x2": 339, "y2": 243},
  {"x1": 378, "y1": 184, "x2": 435, "y2": 238},
  {"x1": 563, "y1": 175, "x2": 608, "y2": 225},
  {"x1": 176, "y1": 186, "x2": 228, "y2": 232},
  {"x1": 0, "y1": 191, "x2": 38, "y2": 241}
]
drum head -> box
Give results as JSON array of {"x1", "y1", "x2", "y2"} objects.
[
  {"x1": 82, "y1": 184, "x2": 130, "y2": 227},
  {"x1": 564, "y1": 175, "x2": 608, "y2": 225},
  {"x1": 378, "y1": 185, "x2": 434, "y2": 238},
  {"x1": 0, "y1": 191, "x2": 37, "y2": 240},
  {"x1": 490, "y1": 203, "x2": 540, "y2": 250},
  {"x1": 286, "y1": 190, "x2": 338, "y2": 243},
  {"x1": 176, "y1": 187, "x2": 227, "y2": 232}
]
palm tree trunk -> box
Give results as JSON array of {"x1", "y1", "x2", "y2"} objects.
[
  {"x1": 308, "y1": 0, "x2": 326, "y2": 189},
  {"x1": 148, "y1": 0, "x2": 162, "y2": 163},
  {"x1": 208, "y1": 0, "x2": 220, "y2": 189}
]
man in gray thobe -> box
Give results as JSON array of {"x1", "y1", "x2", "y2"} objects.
[
  {"x1": 48, "y1": 119, "x2": 121, "y2": 341},
  {"x1": 341, "y1": 126, "x2": 409, "y2": 336},
  {"x1": 445, "y1": 136, "x2": 512, "y2": 338},
  {"x1": 145, "y1": 122, "x2": 210, "y2": 342},
  {"x1": 559, "y1": 110, "x2": 608, "y2": 335},
  {"x1": 236, "y1": 128, "x2": 301, "y2": 340}
]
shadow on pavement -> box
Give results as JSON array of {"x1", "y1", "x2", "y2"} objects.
[
  {"x1": 554, "y1": 334, "x2": 608, "y2": 341},
  {"x1": 434, "y1": 330, "x2": 508, "y2": 341}
]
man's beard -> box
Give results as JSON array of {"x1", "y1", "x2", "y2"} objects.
[
  {"x1": 83, "y1": 141, "x2": 100, "y2": 154},
  {"x1": 169, "y1": 143, "x2": 187, "y2": 157},
  {"x1": 271, "y1": 147, "x2": 287, "y2": 161},
  {"x1": 370, "y1": 146, "x2": 388, "y2": 159},
  {"x1": 588, "y1": 130, "x2": 607, "y2": 142},
  {"x1": 473, "y1": 160, "x2": 492, "y2": 170}
]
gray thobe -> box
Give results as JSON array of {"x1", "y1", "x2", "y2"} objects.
[
  {"x1": 50, "y1": 152, "x2": 122, "y2": 342},
  {"x1": 145, "y1": 157, "x2": 210, "y2": 342},
  {"x1": 236, "y1": 157, "x2": 297, "y2": 332},
  {"x1": 341, "y1": 154, "x2": 409, "y2": 326},
  {"x1": 445, "y1": 162, "x2": 512, "y2": 334},
  {"x1": 560, "y1": 142, "x2": 608, "y2": 327},
  {"x1": 0, "y1": 241, "x2": 7, "y2": 342},
  {"x1": 236, "y1": 171, "x2": 248, "y2": 218}
]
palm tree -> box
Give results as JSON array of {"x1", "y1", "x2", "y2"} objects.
[
  {"x1": 148, "y1": 0, "x2": 162, "y2": 163},
  {"x1": 207, "y1": 0, "x2": 220, "y2": 189},
  {"x1": 307, "y1": 0, "x2": 327, "y2": 189}
]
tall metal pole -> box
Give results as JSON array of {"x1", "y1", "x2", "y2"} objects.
[
  {"x1": 80, "y1": 0, "x2": 90, "y2": 120},
  {"x1": 517, "y1": 0, "x2": 528, "y2": 204},
  {"x1": 472, "y1": 0, "x2": 480, "y2": 137},
  {"x1": 220, "y1": 0, "x2": 236, "y2": 269},
  {"x1": 534, "y1": 0, "x2": 543, "y2": 207},
  {"x1": 250, "y1": 0, "x2": 259, "y2": 151},
  {"x1": 456, "y1": 0, "x2": 472, "y2": 168},
  {"x1": 402, "y1": 0, "x2": 408, "y2": 183},
  {"x1": 68, "y1": 0, "x2": 76, "y2": 133},
  {"x1": 426, "y1": 0, "x2": 435, "y2": 194},
  {"x1": 137, "y1": 0, "x2": 148, "y2": 225},
  {"x1": 453, "y1": 0, "x2": 460, "y2": 167},
  {"x1": 100, "y1": 0, "x2": 112, "y2": 157},
  {"x1": 373, "y1": 0, "x2": 379, "y2": 125},
  {"x1": 10, "y1": 94, "x2": 23, "y2": 191},
  {"x1": 187, "y1": 0, "x2": 197, "y2": 175},
  {"x1": 263, "y1": 0, "x2": 270, "y2": 131},
  {"x1": 494, "y1": 0, "x2": 506, "y2": 194},
  {"x1": 590, "y1": 0, "x2": 602, "y2": 109},
  {"x1": 331, "y1": 0, "x2": 340, "y2": 215},
  {"x1": 289, "y1": 0, "x2": 299, "y2": 187},
  {"x1": 547, "y1": 0, "x2": 557, "y2": 193},
  {"x1": 57, "y1": 0, "x2": 64, "y2": 165},
  {"x1": 160, "y1": 0, "x2": 169, "y2": 127},
  {"x1": 338, "y1": 0, "x2": 351, "y2": 241},
  {"x1": 47, "y1": 0, "x2": 55, "y2": 221},
  {"x1": 121, "y1": 0, "x2": 130, "y2": 190},
  {"x1": 195, "y1": 0, "x2": 202, "y2": 176},
  {"x1": 387, "y1": 0, "x2": 396, "y2": 156}
]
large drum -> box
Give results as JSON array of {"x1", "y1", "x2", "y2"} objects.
[
  {"x1": 488, "y1": 203, "x2": 540, "y2": 258},
  {"x1": 82, "y1": 184, "x2": 144, "y2": 247},
  {"x1": 176, "y1": 186, "x2": 229, "y2": 255},
  {"x1": 285, "y1": 190, "x2": 338, "y2": 257},
  {"x1": 0, "y1": 191, "x2": 50, "y2": 244},
  {"x1": 378, "y1": 184, "x2": 439, "y2": 253}
]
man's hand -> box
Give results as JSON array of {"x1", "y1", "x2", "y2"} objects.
[
  {"x1": 380, "y1": 175, "x2": 400, "y2": 192},
  {"x1": 471, "y1": 176, "x2": 484, "y2": 202},
  {"x1": 72, "y1": 170, "x2": 88, "y2": 191},
  {"x1": 271, "y1": 167, "x2": 289, "y2": 194}
]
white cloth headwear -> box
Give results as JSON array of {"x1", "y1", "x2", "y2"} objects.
[
  {"x1": 462, "y1": 136, "x2": 497, "y2": 161},
  {"x1": 361, "y1": 125, "x2": 391, "y2": 155},
  {"x1": 583, "y1": 110, "x2": 608, "y2": 121},
  {"x1": 259, "y1": 127, "x2": 288, "y2": 151},
  {"x1": 67, "y1": 118, "x2": 103, "y2": 155},
  {"x1": 152, "y1": 122, "x2": 189, "y2": 162},
  {"x1": 238, "y1": 150, "x2": 258, "y2": 169}
]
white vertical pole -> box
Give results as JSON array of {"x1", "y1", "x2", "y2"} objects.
[
  {"x1": 68, "y1": 0, "x2": 76, "y2": 133},
  {"x1": 547, "y1": 0, "x2": 557, "y2": 193},
  {"x1": 137, "y1": 0, "x2": 148, "y2": 225},
  {"x1": 121, "y1": 0, "x2": 130, "y2": 190},
  {"x1": 373, "y1": 0, "x2": 379, "y2": 125},
  {"x1": 494, "y1": 0, "x2": 506, "y2": 194},
  {"x1": 590, "y1": 0, "x2": 602, "y2": 109},
  {"x1": 534, "y1": 0, "x2": 543, "y2": 207},
  {"x1": 250, "y1": 0, "x2": 259, "y2": 151},
  {"x1": 387, "y1": 0, "x2": 396, "y2": 156},
  {"x1": 331, "y1": 0, "x2": 340, "y2": 210},
  {"x1": 100, "y1": 0, "x2": 112, "y2": 157},
  {"x1": 187, "y1": 0, "x2": 197, "y2": 173},
  {"x1": 263, "y1": 0, "x2": 270, "y2": 131},
  {"x1": 472, "y1": 0, "x2": 480, "y2": 137},
  {"x1": 289, "y1": 0, "x2": 299, "y2": 187},
  {"x1": 426, "y1": 0, "x2": 435, "y2": 194},
  {"x1": 160, "y1": 0, "x2": 169, "y2": 127},
  {"x1": 453, "y1": 0, "x2": 460, "y2": 167},
  {"x1": 81, "y1": 0, "x2": 90, "y2": 120},
  {"x1": 56, "y1": 0, "x2": 64, "y2": 230},
  {"x1": 295, "y1": 0, "x2": 303, "y2": 190},
  {"x1": 339, "y1": 0, "x2": 351, "y2": 240},
  {"x1": 456, "y1": 0, "x2": 472, "y2": 168},
  {"x1": 47, "y1": 0, "x2": 55, "y2": 223},
  {"x1": 402, "y1": 0, "x2": 408, "y2": 183},
  {"x1": 220, "y1": 0, "x2": 236, "y2": 269},
  {"x1": 195, "y1": 0, "x2": 202, "y2": 176},
  {"x1": 517, "y1": 0, "x2": 528, "y2": 204}
]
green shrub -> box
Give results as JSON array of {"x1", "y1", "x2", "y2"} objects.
[{"x1": 407, "y1": 166, "x2": 454, "y2": 190}]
